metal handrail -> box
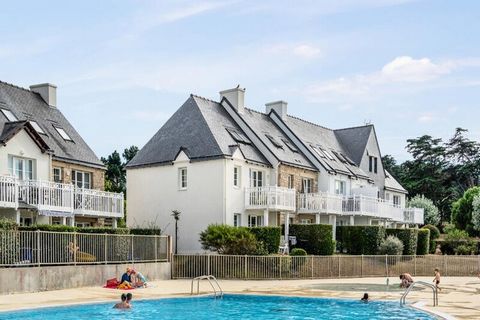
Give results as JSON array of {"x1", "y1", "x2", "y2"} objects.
[
  {"x1": 400, "y1": 281, "x2": 438, "y2": 306},
  {"x1": 191, "y1": 275, "x2": 223, "y2": 298}
]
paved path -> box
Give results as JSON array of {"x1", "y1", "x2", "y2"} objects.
[{"x1": 0, "y1": 277, "x2": 479, "y2": 319}]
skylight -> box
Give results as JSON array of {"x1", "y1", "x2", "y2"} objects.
[
  {"x1": 341, "y1": 153, "x2": 356, "y2": 166},
  {"x1": 0, "y1": 108, "x2": 17, "y2": 122},
  {"x1": 54, "y1": 126, "x2": 73, "y2": 141},
  {"x1": 321, "y1": 148, "x2": 335, "y2": 161},
  {"x1": 282, "y1": 139, "x2": 298, "y2": 153},
  {"x1": 265, "y1": 134, "x2": 283, "y2": 149},
  {"x1": 29, "y1": 121, "x2": 46, "y2": 135},
  {"x1": 331, "y1": 150, "x2": 346, "y2": 163},
  {"x1": 311, "y1": 145, "x2": 326, "y2": 158},
  {"x1": 226, "y1": 128, "x2": 250, "y2": 144}
]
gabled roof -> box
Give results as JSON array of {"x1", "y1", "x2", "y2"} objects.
[
  {"x1": 0, "y1": 121, "x2": 52, "y2": 153},
  {"x1": 127, "y1": 95, "x2": 269, "y2": 168},
  {"x1": 334, "y1": 125, "x2": 373, "y2": 165},
  {"x1": 384, "y1": 170, "x2": 408, "y2": 194},
  {"x1": 0, "y1": 81, "x2": 104, "y2": 168}
]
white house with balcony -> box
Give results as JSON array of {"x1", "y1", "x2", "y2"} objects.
[
  {"x1": 0, "y1": 80, "x2": 123, "y2": 227},
  {"x1": 126, "y1": 86, "x2": 424, "y2": 253}
]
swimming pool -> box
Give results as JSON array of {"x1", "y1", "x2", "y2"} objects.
[{"x1": 0, "y1": 294, "x2": 437, "y2": 319}]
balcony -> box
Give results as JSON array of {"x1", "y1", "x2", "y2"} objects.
[
  {"x1": 245, "y1": 186, "x2": 296, "y2": 212},
  {"x1": 0, "y1": 175, "x2": 124, "y2": 218},
  {"x1": 297, "y1": 192, "x2": 424, "y2": 224},
  {"x1": 403, "y1": 207, "x2": 425, "y2": 224}
]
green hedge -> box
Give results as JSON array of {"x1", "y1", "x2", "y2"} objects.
[
  {"x1": 248, "y1": 227, "x2": 281, "y2": 254},
  {"x1": 336, "y1": 226, "x2": 385, "y2": 255},
  {"x1": 0, "y1": 218, "x2": 18, "y2": 230},
  {"x1": 130, "y1": 228, "x2": 162, "y2": 235},
  {"x1": 422, "y1": 224, "x2": 440, "y2": 253},
  {"x1": 289, "y1": 224, "x2": 335, "y2": 255},
  {"x1": 386, "y1": 228, "x2": 418, "y2": 255},
  {"x1": 416, "y1": 228, "x2": 430, "y2": 255},
  {"x1": 18, "y1": 225, "x2": 130, "y2": 234}
]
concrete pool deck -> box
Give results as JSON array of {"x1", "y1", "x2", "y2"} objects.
[{"x1": 0, "y1": 277, "x2": 479, "y2": 319}]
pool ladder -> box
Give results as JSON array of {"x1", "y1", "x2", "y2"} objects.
[
  {"x1": 400, "y1": 281, "x2": 438, "y2": 306},
  {"x1": 191, "y1": 275, "x2": 223, "y2": 298}
]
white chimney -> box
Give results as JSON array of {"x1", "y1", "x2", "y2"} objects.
[
  {"x1": 220, "y1": 86, "x2": 245, "y2": 113},
  {"x1": 30, "y1": 83, "x2": 57, "y2": 107},
  {"x1": 265, "y1": 100, "x2": 288, "y2": 120}
]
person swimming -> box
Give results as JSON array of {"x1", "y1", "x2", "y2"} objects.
[
  {"x1": 113, "y1": 293, "x2": 130, "y2": 309},
  {"x1": 361, "y1": 293, "x2": 369, "y2": 302},
  {"x1": 126, "y1": 293, "x2": 133, "y2": 307}
]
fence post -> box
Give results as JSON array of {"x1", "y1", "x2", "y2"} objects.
[
  {"x1": 244, "y1": 255, "x2": 247, "y2": 279},
  {"x1": 361, "y1": 255, "x2": 364, "y2": 278},
  {"x1": 131, "y1": 234, "x2": 134, "y2": 265},
  {"x1": 279, "y1": 256, "x2": 282, "y2": 280},
  {"x1": 414, "y1": 255, "x2": 417, "y2": 276},
  {"x1": 154, "y1": 235, "x2": 158, "y2": 262},
  {"x1": 338, "y1": 255, "x2": 341, "y2": 278},
  {"x1": 73, "y1": 231, "x2": 77, "y2": 266},
  {"x1": 36, "y1": 230, "x2": 41, "y2": 267},
  {"x1": 311, "y1": 256, "x2": 314, "y2": 279},
  {"x1": 207, "y1": 254, "x2": 211, "y2": 275},
  {"x1": 104, "y1": 233, "x2": 108, "y2": 264},
  {"x1": 444, "y1": 255, "x2": 447, "y2": 276},
  {"x1": 385, "y1": 255, "x2": 388, "y2": 277}
]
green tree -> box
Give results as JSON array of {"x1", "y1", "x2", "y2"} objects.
[
  {"x1": 407, "y1": 195, "x2": 440, "y2": 226},
  {"x1": 472, "y1": 195, "x2": 480, "y2": 232},
  {"x1": 382, "y1": 154, "x2": 403, "y2": 180},
  {"x1": 451, "y1": 187, "x2": 480, "y2": 236},
  {"x1": 123, "y1": 145, "x2": 139, "y2": 164},
  {"x1": 101, "y1": 145, "x2": 139, "y2": 194}
]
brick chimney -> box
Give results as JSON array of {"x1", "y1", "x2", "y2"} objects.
[{"x1": 30, "y1": 83, "x2": 57, "y2": 107}]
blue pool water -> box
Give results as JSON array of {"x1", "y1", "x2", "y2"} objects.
[{"x1": 0, "y1": 294, "x2": 437, "y2": 319}]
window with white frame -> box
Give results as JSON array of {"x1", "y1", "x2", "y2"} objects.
[
  {"x1": 233, "y1": 213, "x2": 242, "y2": 227},
  {"x1": 393, "y1": 195, "x2": 400, "y2": 207},
  {"x1": 29, "y1": 121, "x2": 46, "y2": 135},
  {"x1": 248, "y1": 215, "x2": 263, "y2": 227},
  {"x1": 302, "y1": 178, "x2": 313, "y2": 193},
  {"x1": 9, "y1": 156, "x2": 35, "y2": 180},
  {"x1": 287, "y1": 174, "x2": 294, "y2": 189},
  {"x1": 233, "y1": 166, "x2": 241, "y2": 188},
  {"x1": 300, "y1": 218, "x2": 312, "y2": 224},
  {"x1": 75, "y1": 221, "x2": 92, "y2": 227},
  {"x1": 250, "y1": 169, "x2": 263, "y2": 187},
  {"x1": 1, "y1": 108, "x2": 18, "y2": 121},
  {"x1": 54, "y1": 126, "x2": 73, "y2": 141},
  {"x1": 53, "y1": 167, "x2": 63, "y2": 183},
  {"x1": 178, "y1": 167, "x2": 187, "y2": 190},
  {"x1": 334, "y1": 180, "x2": 346, "y2": 195},
  {"x1": 72, "y1": 170, "x2": 91, "y2": 189}
]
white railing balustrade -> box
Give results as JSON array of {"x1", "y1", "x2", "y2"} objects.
[
  {"x1": 18, "y1": 180, "x2": 74, "y2": 213},
  {"x1": 297, "y1": 192, "x2": 343, "y2": 214},
  {"x1": 245, "y1": 186, "x2": 296, "y2": 211},
  {"x1": 74, "y1": 188, "x2": 124, "y2": 218},
  {"x1": 0, "y1": 175, "x2": 17, "y2": 208},
  {"x1": 403, "y1": 208, "x2": 425, "y2": 224}
]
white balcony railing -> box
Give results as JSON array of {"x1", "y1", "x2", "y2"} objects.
[
  {"x1": 245, "y1": 186, "x2": 296, "y2": 212},
  {"x1": 0, "y1": 175, "x2": 123, "y2": 218},
  {"x1": 74, "y1": 188, "x2": 124, "y2": 218},
  {"x1": 0, "y1": 175, "x2": 17, "y2": 208},
  {"x1": 297, "y1": 192, "x2": 424, "y2": 224},
  {"x1": 297, "y1": 192, "x2": 343, "y2": 214},
  {"x1": 403, "y1": 207, "x2": 425, "y2": 224}
]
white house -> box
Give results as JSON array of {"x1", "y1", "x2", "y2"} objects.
[
  {"x1": 126, "y1": 86, "x2": 424, "y2": 253},
  {"x1": 0, "y1": 80, "x2": 124, "y2": 227}
]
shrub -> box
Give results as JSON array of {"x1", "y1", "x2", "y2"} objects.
[
  {"x1": 289, "y1": 224, "x2": 335, "y2": 255},
  {"x1": 336, "y1": 226, "x2": 385, "y2": 255},
  {"x1": 130, "y1": 228, "x2": 162, "y2": 235},
  {"x1": 472, "y1": 195, "x2": 480, "y2": 232},
  {"x1": 442, "y1": 226, "x2": 476, "y2": 255},
  {"x1": 407, "y1": 195, "x2": 440, "y2": 226},
  {"x1": 454, "y1": 244, "x2": 476, "y2": 255},
  {"x1": 451, "y1": 186, "x2": 480, "y2": 236},
  {"x1": 386, "y1": 229, "x2": 418, "y2": 255},
  {"x1": 290, "y1": 248, "x2": 307, "y2": 256},
  {"x1": 248, "y1": 227, "x2": 281, "y2": 254},
  {"x1": 0, "y1": 218, "x2": 18, "y2": 230},
  {"x1": 416, "y1": 228, "x2": 430, "y2": 255},
  {"x1": 378, "y1": 236, "x2": 404, "y2": 255},
  {"x1": 422, "y1": 224, "x2": 439, "y2": 253},
  {"x1": 199, "y1": 224, "x2": 267, "y2": 255}
]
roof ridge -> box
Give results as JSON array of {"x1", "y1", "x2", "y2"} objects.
[
  {"x1": 190, "y1": 93, "x2": 219, "y2": 104},
  {"x1": 0, "y1": 80, "x2": 35, "y2": 94},
  {"x1": 286, "y1": 114, "x2": 333, "y2": 131},
  {"x1": 334, "y1": 124, "x2": 373, "y2": 132}
]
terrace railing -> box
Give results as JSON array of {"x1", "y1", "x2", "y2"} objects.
[
  {"x1": 297, "y1": 192, "x2": 343, "y2": 214},
  {"x1": 18, "y1": 180, "x2": 74, "y2": 213},
  {"x1": 74, "y1": 188, "x2": 124, "y2": 218},
  {"x1": 0, "y1": 230, "x2": 171, "y2": 267},
  {"x1": 0, "y1": 175, "x2": 17, "y2": 208},
  {"x1": 245, "y1": 186, "x2": 296, "y2": 212},
  {"x1": 403, "y1": 208, "x2": 425, "y2": 224},
  {"x1": 173, "y1": 254, "x2": 480, "y2": 280}
]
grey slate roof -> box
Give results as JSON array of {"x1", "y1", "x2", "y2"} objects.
[
  {"x1": 241, "y1": 108, "x2": 315, "y2": 169},
  {"x1": 334, "y1": 125, "x2": 373, "y2": 166},
  {"x1": 283, "y1": 116, "x2": 370, "y2": 178},
  {"x1": 127, "y1": 95, "x2": 269, "y2": 168},
  {"x1": 0, "y1": 81, "x2": 104, "y2": 168},
  {"x1": 384, "y1": 170, "x2": 407, "y2": 193}
]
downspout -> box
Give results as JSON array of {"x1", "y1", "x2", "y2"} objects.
[{"x1": 223, "y1": 159, "x2": 227, "y2": 224}]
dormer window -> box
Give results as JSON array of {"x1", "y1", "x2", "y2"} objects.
[
  {"x1": 1, "y1": 108, "x2": 17, "y2": 122},
  {"x1": 29, "y1": 121, "x2": 46, "y2": 135},
  {"x1": 54, "y1": 126, "x2": 73, "y2": 141}
]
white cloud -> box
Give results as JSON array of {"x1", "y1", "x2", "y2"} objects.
[
  {"x1": 381, "y1": 56, "x2": 451, "y2": 82},
  {"x1": 417, "y1": 113, "x2": 435, "y2": 123},
  {"x1": 293, "y1": 44, "x2": 321, "y2": 59}
]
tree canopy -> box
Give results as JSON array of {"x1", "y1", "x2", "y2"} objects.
[{"x1": 101, "y1": 145, "x2": 139, "y2": 194}]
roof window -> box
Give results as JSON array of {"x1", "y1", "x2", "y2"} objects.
[
  {"x1": 282, "y1": 138, "x2": 298, "y2": 153},
  {"x1": 226, "y1": 128, "x2": 250, "y2": 144},
  {"x1": 1, "y1": 108, "x2": 17, "y2": 122},
  {"x1": 54, "y1": 126, "x2": 73, "y2": 141},
  {"x1": 265, "y1": 134, "x2": 283, "y2": 149},
  {"x1": 29, "y1": 120, "x2": 46, "y2": 135}
]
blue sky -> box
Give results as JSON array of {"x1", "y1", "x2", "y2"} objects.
[{"x1": 1, "y1": 0, "x2": 479, "y2": 161}]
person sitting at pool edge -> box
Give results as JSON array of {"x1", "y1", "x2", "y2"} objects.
[
  {"x1": 361, "y1": 293, "x2": 369, "y2": 302},
  {"x1": 113, "y1": 293, "x2": 130, "y2": 309},
  {"x1": 117, "y1": 268, "x2": 133, "y2": 289},
  {"x1": 399, "y1": 273, "x2": 414, "y2": 288},
  {"x1": 131, "y1": 269, "x2": 147, "y2": 288}
]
